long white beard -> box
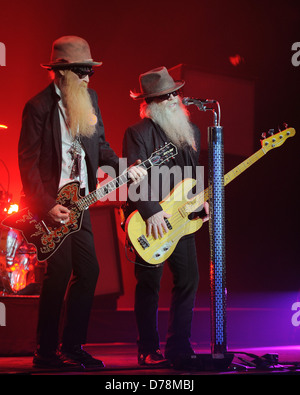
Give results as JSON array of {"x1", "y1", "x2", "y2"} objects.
[
  {"x1": 60, "y1": 71, "x2": 97, "y2": 138},
  {"x1": 142, "y1": 98, "x2": 196, "y2": 150}
]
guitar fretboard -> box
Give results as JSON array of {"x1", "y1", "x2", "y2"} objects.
[{"x1": 74, "y1": 159, "x2": 153, "y2": 211}]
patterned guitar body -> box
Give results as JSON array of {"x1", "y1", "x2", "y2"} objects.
[{"x1": 2, "y1": 182, "x2": 83, "y2": 261}]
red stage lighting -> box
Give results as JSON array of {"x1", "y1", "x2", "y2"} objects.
[
  {"x1": 229, "y1": 54, "x2": 244, "y2": 66},
  {"x1": 6, "y1": 204, "x2": 19, "y2": 214}
]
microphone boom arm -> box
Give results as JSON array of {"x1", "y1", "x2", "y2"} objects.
[{"x1": 182, "y1": 97, "x2": 221, "y2": 126}]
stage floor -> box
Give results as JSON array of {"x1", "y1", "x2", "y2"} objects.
[{"x1": 0, "y1": 343, "x2": 299, "y2": 376}]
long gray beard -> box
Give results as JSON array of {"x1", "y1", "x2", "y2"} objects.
[
  {"x1": 145, "y1": 100, "x2": 196, "y2": 150},
  {"x1": 60, "y1": 72, "x2": 97, "y2": 139}
]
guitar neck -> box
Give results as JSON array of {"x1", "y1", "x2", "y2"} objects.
[
  {"x1": 187, "y1": 147, "x2": 266, "y2": 212},
  {"x1": 223, "y1": 147, "x2": 265, "y2": 188},
  {"x1": 76, "y1": 159, "x2": 151, "y2": 211}
]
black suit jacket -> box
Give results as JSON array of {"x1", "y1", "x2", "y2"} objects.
[
  {"x1": 122, "y1": 118, "x2": 201, "y2": 220},
  {"x1": 18, "y1": 83, "x2": 119, "y2": 216}
]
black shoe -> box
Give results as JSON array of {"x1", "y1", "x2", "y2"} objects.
[
  {"x1": 61, "y1": 345, "x2": 105, "y2": 369},
  {"x1": 32, "y1": 350, "x2": 83, "y2": 370},
  {"x1": 138, "y1": 349, "x2": 169, "y2": 366}
]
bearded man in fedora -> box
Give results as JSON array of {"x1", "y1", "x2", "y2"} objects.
[
  {"x1": 18, "y1": 36, "x2": 146, "y2": 369},
  {"x1": 123, "y1": 67, "x2": 209, "y2": 366}
]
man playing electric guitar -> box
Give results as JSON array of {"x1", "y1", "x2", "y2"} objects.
[
  {"x1": 18, "y1": 36, "x2": 146, "y2": 370},
  {"x1": 123, "y1": 67, "x2": 209, "y2": 366}
]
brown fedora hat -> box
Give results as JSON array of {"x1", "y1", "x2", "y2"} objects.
[
  {"x1": 130, "y1": 66, "x2": 185, "y2": 100},
  {"x1": 41, "y1": 36, "x2": 102, "y2": 69}
]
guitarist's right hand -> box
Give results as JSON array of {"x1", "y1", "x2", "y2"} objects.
[
  {"x1": 146, "y1": 210, "x2": 171, "y2": 240},
  {"x1": 48, "y1": 204, "x2": 70, "y2": 224}
]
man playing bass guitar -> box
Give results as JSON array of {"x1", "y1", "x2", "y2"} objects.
[{"x1": 123, "y1": 67, "x2": 209, "y2": 366}]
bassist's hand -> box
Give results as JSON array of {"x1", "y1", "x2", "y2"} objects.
[
  {"x1": 202, "y1": 201, "x2": 210, "y2": 223},
  {"x1": 146, "y1": 210, "x2": 171, "y2": 239},
  {"x1": 48, "y1": 204, "x2": 70, "y2": 224},
  {"x1": 193, "y1": 202, "x2": 210, "y2": 223}
]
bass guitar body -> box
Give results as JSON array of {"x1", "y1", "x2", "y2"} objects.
[{"x1": 126, "y1": 178, "x2": 204, "y2": 265}]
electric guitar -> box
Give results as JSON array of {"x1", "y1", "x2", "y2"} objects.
[
  {"x1": 126, "y1": 127, "x2": 296, "y2": 265},
  {"x1": 1, "y1": 143, "x2": 178, "y2": 261}
]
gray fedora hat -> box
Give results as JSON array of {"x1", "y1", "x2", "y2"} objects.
[
  {"x1": 130, "y1": 66, "x2": 185, "y2": 100},
  {"x1": 41, "y1": 36, "x2": 102, "y2": 69}
]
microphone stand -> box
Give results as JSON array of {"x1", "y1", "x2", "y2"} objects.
[
  {"x1": 185, "y1": 99, "x2": 233, "y2": 371},
  {"x1": 207, "y1": 104, "x2": 228, "y2": 357}
]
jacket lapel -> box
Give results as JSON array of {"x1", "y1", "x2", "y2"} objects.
[{"x1": 50, "y1": 83, "x2": 62, "y2": 168}]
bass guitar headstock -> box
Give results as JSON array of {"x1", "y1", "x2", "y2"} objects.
[{"x1": 260, "y1": 125, "x2": 296, "y2": 152}]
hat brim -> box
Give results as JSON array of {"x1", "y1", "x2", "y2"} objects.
[
  {"x1": 41, "y1": 61, "x2": 103, "y2": 70},
  {"x1": 130, "y1": 80, "x2": 185, "y2": 100}
]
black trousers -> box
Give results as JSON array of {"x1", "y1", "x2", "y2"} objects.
[
  {"x1": 134, "y1": 235, "x2": 199, "y2": 356},
  {"x1": 36, "y1": 209, "x2": 99, "y2": 354}
]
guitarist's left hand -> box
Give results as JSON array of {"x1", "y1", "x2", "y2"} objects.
[{"x1": 127, "y1": 159, "x2": 148, "y2": 185}]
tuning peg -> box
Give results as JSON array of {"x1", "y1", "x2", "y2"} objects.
[
  {"x1": 268, "y1": 129, "x2": 275, "y2": 136},
  {"x1": 261, "y1": 132, "x2": 267, "y2": 139},
  {"x1": 278, "y1": 122, "x2": 288, "y2": 132}
]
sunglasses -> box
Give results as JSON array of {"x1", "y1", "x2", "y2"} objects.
[
  {"x1": 145, "y1": 90, "x2": 180, "y2": 104},
  {"x1": 70, "y1": 67, "x2": 95, "y2": 79}
]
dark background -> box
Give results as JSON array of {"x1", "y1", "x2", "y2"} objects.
[{"x1": 0, "y1": 0, "x2": 299, "y2": 304}]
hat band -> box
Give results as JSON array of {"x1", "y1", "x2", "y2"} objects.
[{"x1": 130, "y1": 80, "x2": 185, "y2": 99}]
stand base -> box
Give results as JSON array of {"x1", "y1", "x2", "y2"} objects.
[{"x1": 172, "y1": 352, "x2": 234, "y2": 371}]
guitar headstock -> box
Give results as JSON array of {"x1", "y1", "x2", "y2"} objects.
[
  {"x1": 149, "y1": 142, "x2": 178, "y2": 166},
  {"x1": 260, "y1": 127, "x2": 296, "y2": 152}
]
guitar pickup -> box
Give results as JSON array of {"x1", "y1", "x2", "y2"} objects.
[
  {"x1": 164, "y1": 218, "x2": 172, "y2": 230},
  {"x1": 138, "y1": 235, "x2": 150, "y2": 250},
  {"x1": 153, "y1": 241, "x2": 173, "y2": 260}
]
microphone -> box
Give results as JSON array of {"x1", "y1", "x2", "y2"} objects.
[
  {"x1": 182, "y1": 97, "x2": 217, "y2": 106},
  {"x1": 182, "y1": 97, "x2": 221, "y2": 126}
]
